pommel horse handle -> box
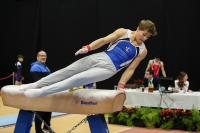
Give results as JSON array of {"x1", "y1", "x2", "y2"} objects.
[{"x1": 1, "y1": 85, "x2": 126, "y2": 133}]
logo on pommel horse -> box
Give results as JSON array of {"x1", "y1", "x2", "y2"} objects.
[
  {"x1": 81, "y1": 100, "x2": 98, "y2": 105},
  {"x1": 75, "y1": 100, "x2": 97, "y2": 105},
  {"x1": 75, "y1": 100, "x2": 79, "y2": 104}
]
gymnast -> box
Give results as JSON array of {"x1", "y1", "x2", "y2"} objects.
[{"x1": 20, "y1": 20, "x2": 157, "y2": 98}]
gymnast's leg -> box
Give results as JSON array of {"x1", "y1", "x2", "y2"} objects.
[
  {"x1": 19, "y1": 53, "x2": 100, "y2": 91},
  {"x1": 24, "y1": 52, "x2": 117, "y2": 98},
  {"x1": 24, "y1": 66, "x2": 117, "y2": 98}
]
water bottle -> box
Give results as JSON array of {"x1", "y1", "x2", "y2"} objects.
[{"x1": 159, "y1": 85, "x2": 162, "y2": 94}]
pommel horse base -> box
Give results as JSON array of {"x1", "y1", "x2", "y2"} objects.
[{"x1": 1, "y1": 85, "x2": 126, "y2": 133}]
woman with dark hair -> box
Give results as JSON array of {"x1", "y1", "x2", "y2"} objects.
[{"x1": 174, "y1": 71, "x2": 192, "y2": 92}]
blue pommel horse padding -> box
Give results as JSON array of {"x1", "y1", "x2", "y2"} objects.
[
  {"x1": 14, "y1": 110, "x2": 109, "y2": 133},
  {"x1": 14, "y1": 110, "x2": 34, "y2": 133},
  {"x1": 87, "y1": 114, "x2": 110, "y2": 133}
]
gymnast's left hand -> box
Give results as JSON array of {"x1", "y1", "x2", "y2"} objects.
[{"x1": 75, "y1": 47, "x2": 88, "y2": 56}]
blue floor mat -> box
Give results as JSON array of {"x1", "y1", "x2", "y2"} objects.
[{"x1": 0, "y1": 112, "x2": 66, "y2": 127}]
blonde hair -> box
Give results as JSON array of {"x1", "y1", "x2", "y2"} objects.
[{"x1": 138, "y1": 20, "x2": 157, "y2": 36}]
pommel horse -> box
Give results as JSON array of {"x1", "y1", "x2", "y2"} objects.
[{"x1": 1, "y1": 85, "x2": 126, "y2": 133}]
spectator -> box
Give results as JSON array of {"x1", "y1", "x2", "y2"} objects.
[
  {"x1": 174, "y1": 71, "x2": 192, "y2": 92},
  {"x1": 14, "y1": 54, "x2": 24, "y2": 85},
  {"x1": 143, "y1": 69, "x2": 159, "y2": 90},
  {"x1": 30, "y1": 50, "x2": 52, "y2": 133}
]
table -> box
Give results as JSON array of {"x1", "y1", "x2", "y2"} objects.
[{"x1": 124, "y1": 90, "x2": 200, "y2": 109}]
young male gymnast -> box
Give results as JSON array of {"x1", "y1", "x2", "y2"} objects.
[{"x1": 20, "y1": 20, "x2": 157, "y2": 98}]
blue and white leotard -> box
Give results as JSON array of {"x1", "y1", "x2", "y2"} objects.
[{"x1": 105, "y1": 30, "x2": 145, "y2": 71}]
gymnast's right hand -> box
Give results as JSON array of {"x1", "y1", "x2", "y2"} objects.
[
  {"x1": 75, "y1": 47, "x2": 88, "y2": 56},
  {"x1": 117, "y1": 83, "x2": 125, "y2": 91}
]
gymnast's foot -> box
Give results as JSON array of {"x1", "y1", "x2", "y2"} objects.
[
  {"x1": 19, "y1": 83, "x2": 37, "y2": 91},
  {"x1": 24, "y1": 89, "x2": 43, "y2": 98}
]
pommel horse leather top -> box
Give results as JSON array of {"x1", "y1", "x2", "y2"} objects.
[{"x1": 1, "y1": 85, "x2": 126, "y2": 114}]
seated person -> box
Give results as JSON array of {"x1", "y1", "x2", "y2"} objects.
[
  {"x1": 174, "y1": 71, "x2": 192, "y2": 92},
  {"x1": 143, "y1": 69, "x2": 159, "y2": 90},
  {"x1": 84, "y1": 82, "x2": 96, "y2": 89}
]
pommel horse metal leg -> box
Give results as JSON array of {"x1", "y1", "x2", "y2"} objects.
[
  {"x1": 14, "y1": 110, "x2": 34, "y2": 133},
  {"x1": 87, "y1": 114, "x2": 109, "y2": 133}
]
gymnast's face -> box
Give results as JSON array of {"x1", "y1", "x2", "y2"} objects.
[
  {"x1": 37, "y1": 51, "x2": 47, "y2": 64},
  {"x1": 136, "y1": 28, "x2": 152, "y2": 44},
  {"x1": 154, "y1": 58, "x2": 160, "y2": 62}
]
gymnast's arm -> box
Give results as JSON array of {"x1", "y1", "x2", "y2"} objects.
[
  {"x1": 160, "y1": 62, "x2": 167, "y2": 77},
  {"x1": 144, "y1": 60, "x2": 152, "y2": 77},
  {"x1": 89, "y1": 28, "x2": 128, "y2": 50},
  {"x1": 75, "y1": 28, "x2": 128, "y2": 55},
  {"x1": 117, "y1": 48, "x2": 147, "y2": 89}
]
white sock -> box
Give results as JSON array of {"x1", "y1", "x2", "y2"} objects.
[
  {"x1": 19, "y1": 83, "x2": 37, "y2": 91},
  {"x1": 24, "y1": 89, "x2": 43, "y2": 98}
]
